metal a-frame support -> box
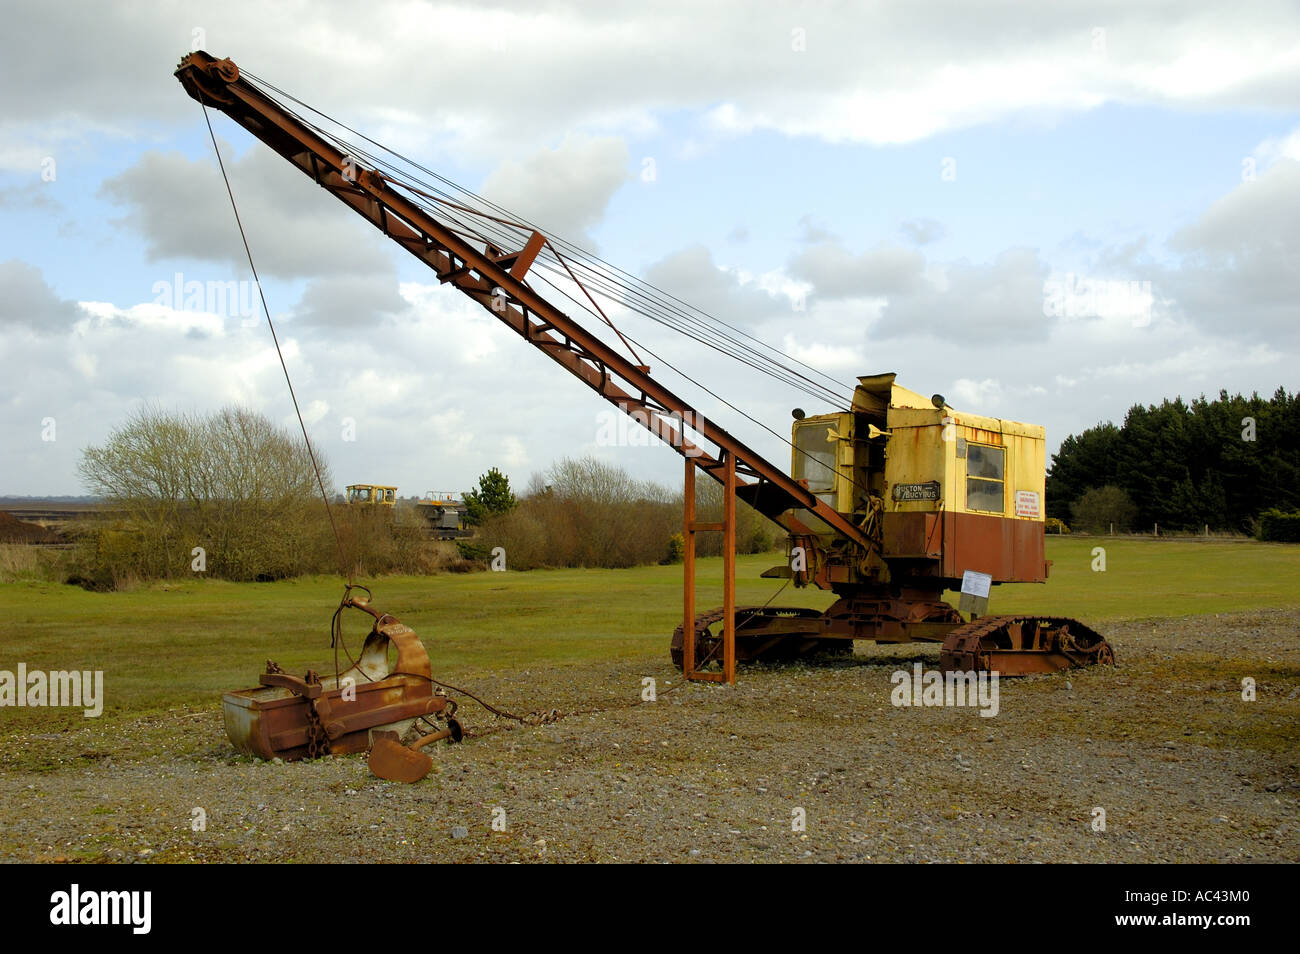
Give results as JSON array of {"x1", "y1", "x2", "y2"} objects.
[{"x1": 682, "y1": 450, "x2": 736, "y2": 684}]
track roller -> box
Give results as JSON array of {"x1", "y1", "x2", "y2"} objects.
[{"x1": 939, "y1": 615, "x2": 1115, "y2": 675}]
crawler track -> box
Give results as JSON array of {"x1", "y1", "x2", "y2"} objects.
[
  {"x1": 670, "y1": 608, "x2": 1115, "y2": 676},
  {"x1": 670, "y1": 606, "x2": 846, "y2": 670},
  {"x1": 939, "y1": 615, "x2": 1115, "y2": 675}
]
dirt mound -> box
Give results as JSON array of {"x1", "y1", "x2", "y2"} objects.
[{"x1": 0, "y1": 511, "x2": 63, "y2": 544}]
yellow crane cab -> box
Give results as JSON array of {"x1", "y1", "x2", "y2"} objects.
[{"x1": 346, "y1": 484, "x2": 397, "y2": 506}]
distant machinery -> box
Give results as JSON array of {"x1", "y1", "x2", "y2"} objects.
[
  {"x1": 414, "y1": 491, "x2": 472, "y2": 540},
  {"x1": 346, "y1": 484, "x2": 470, "y2": 539},
  {"x1": 346, "y1": 484, "x2": 397, "y2": 506}
]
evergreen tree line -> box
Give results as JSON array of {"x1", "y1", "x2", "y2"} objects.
[{"x1": 1045, "y1": 388, "x2": 1300, "y2": 533}]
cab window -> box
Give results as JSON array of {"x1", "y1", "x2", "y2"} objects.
[
  {"x1": 793, "y1": 423, "x2": 837, "y2": 494},
  {"x1": 966, "y1": 444, "x2": 1004, "y2": 513}
]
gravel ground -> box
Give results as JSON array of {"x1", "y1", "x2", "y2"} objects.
[{"x1": 2, "y1": 609, "x2": 1297, "y2": 863}]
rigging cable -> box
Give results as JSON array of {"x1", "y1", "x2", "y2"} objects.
[
  {"x1": 240, "y1": 68, "x2": 855, "y2": 406},
  {"x1": 229, "y1": 73, "x2": 877, "y2": 516},
  {"x1": 199, "y1": 102, "x2": 350, "y2": 581}
]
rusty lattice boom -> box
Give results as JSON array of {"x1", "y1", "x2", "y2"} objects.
[{"x1": 177, "y1": 52, "x2": 1113, "y2": 687}]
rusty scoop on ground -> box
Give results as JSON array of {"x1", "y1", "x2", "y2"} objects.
[{"x1": 368, "y1": 720, "x2": 464, "y2": 783}]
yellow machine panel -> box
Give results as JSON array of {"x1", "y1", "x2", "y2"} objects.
[
  {"x1": 788, "y1": 374, "x2": 1049, "y2": 586},
  {"x1": 346, "y1": 484, "x2": 397, "y2": 505}
]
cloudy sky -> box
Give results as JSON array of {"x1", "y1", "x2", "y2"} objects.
[{"x1": 1, "y1": 0, "x2": 1297, "y2": 498}]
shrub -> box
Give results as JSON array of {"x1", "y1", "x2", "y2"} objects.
[
  {"x1": 1070, "y1": 485, "x2": 1139, "y2": 533},
  {"x1": 0, "y1": 544, "x2": 67, "y2": 583},
  {"x1": 69, "y1": 405, "x2": 468, "y2": 587},
  {"x1": 1258, "y1": 508, "x2": 1300, "y2": 542},
  {"x1": 463, "y1": 468, "x2": 516, "y2": 525},
  {"x1": 472, "y1": 456, "x2": 781, "y2": 570}
]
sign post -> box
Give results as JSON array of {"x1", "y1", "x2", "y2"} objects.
[{"x1": 959, "y1": 569, "x2": 992, "y2": 617}]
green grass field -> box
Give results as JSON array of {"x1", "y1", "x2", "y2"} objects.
[{"x1": 0, "y1": 536, "x2": 1296, "y2": 731}]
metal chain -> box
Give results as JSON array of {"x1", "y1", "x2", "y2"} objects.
[
  {"x1": 328, "y1": 589, "x2": 689, "y2": 744},
  {"x1": 430, "y1": 679, "x2": 686, "y2": 739},
  {"x1": 301, "y1": 670, "x2": 330, "y2": 759}
]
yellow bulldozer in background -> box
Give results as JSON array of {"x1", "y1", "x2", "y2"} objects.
[
  {"x1": 346, "y1": 484, "x2": 397, "y2": 506},
  {"x1": 345, "y1": 484, "x2": 469, "y2": 539}
]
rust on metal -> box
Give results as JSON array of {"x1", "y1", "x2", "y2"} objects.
[
  {"x1": 368, "y1": 718, "x2": 464, "y2": 782},
  {"x1": 672, "y1": 606, "x2": 836, "y2": 668},
  {"x1": 939, "y1": 511, "x2": 1047, "y2": 583},
  {"x1": 938, "y1": 615, "x2": 1115, "y2": 676},
  {"x1": 682, "y1": 452, "x2": 736, "y2": 683},
  {"x1": 222, "y1": 596, "x2": 456, "y2": 761},
  {"x1": 178, "y1": 51, "x2": 1117, "y2": 685},
  {"x1": 173, "y1": 50, "x2": 874, "y2": 557}
]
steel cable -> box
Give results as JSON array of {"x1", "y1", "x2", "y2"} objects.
[{"x1": 240, "y1": 69, "x2": 855, "y2": 407}]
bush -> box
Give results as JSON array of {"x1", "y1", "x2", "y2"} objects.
[
  {"x1": 1044, "y1": 517, "x2": 1070, "y2": 534},
  {"x1": 71, "y1": 405, "x2": 337, "y2": 586},
  {"x1": 1069, "y1": 485, "x2": 1139, "y2": 533},
  {"x1": 476, "y1": 460, "x2": 676, "y2": 569},
  {"x1": 0, "y1": 544, "x2": 66, "y2": 583},
  {"x1": 1258, "y1": 508, "x2": 1300, "y2": 542},
  {"x1": 70, "y1": 405, "x2": 469, "y2": 587},
  {"x1": 472, "y1": 456, "x2": 780, "y2": 570},
  {"x1": 454, "y1": 539, "x2": 493, "y2": 563},
  {"x1": 335, "y1": 507, "x2": 463, "y2": 577},
  {"x1": 463, "y1": 467, "x2": 516, "y2": 525}
]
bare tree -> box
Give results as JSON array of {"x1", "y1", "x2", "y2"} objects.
[{"x1": 75, "y1": 405, "x2": 335, "y2": 584}]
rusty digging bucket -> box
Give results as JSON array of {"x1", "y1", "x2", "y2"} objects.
[
  {"x1": 368, "y1": 718, "x2": 464, "y2": 783},
  {"x1": 221, "y1": 596, "x2": 459, "y2": 761}
]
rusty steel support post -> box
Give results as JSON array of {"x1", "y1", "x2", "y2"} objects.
[
  {"x1": 722, "y1": 451, "x2": 737, "y2": 685},
  {"x1": 683, "y1": 456, "x2": 697, "y2": 682},
  {"x1": 683, "y1": 452, "x2": 737, "y2": 684}
]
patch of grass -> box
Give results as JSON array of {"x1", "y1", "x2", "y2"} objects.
[
  {"x1": 0, "y1": 537, "x2": 1295, "y2": 733},
  {"x1": 978, "y1": 536, "x2": 1300, "y2": 621}
]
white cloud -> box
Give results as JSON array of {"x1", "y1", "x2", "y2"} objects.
[
  {"x1": 950, "y1": 378, "x2": 1004, "y2": 410},
  {"x1": 0, "y1": 260, "x2": 85, "y2": 332},
  {"x1": 1164, "y1": 159, "x2": 1300, "y2": 338},
  {"x1": 1253, "y1": 127, "x2": 1300, "y2": 165},
  {"x1": 4, "y1": 1, "x2": 1299, "y2": 159},
  {"x1": 501, "y1": 435, "x2": 529, "y2": 470},
  {"x1": 790, "y1": 241, "x2": 926, "y2": 298},
  {"x1": 99, "y1": 146, "x2": 396, "y2": 280},
  {"x1": 641, "y1": 245, "x2": 796, "y2": 328},
  {"x1": 899, "y1": 218, "x2": 946, "y2": 246},
  {"x1": 3, "y1": 1, "x2": 1300, "y2": 498},
  {"x1": 479, "y1": 134, "x2": 631, "y2": 247},
  {"x1": 292, "y1": 271, "x2": 411, "y2": 329},
  {"x1": 877, "y1": 248, "x2": 1053, "y2": 342}
]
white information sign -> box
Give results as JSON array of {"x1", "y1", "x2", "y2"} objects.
[
  {"x1": 1015, "y1": 490, "x2": 1041, "y2": 518},
  {"x1": 960, "y1": 570, "x2": 992, "y2": 599}
]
